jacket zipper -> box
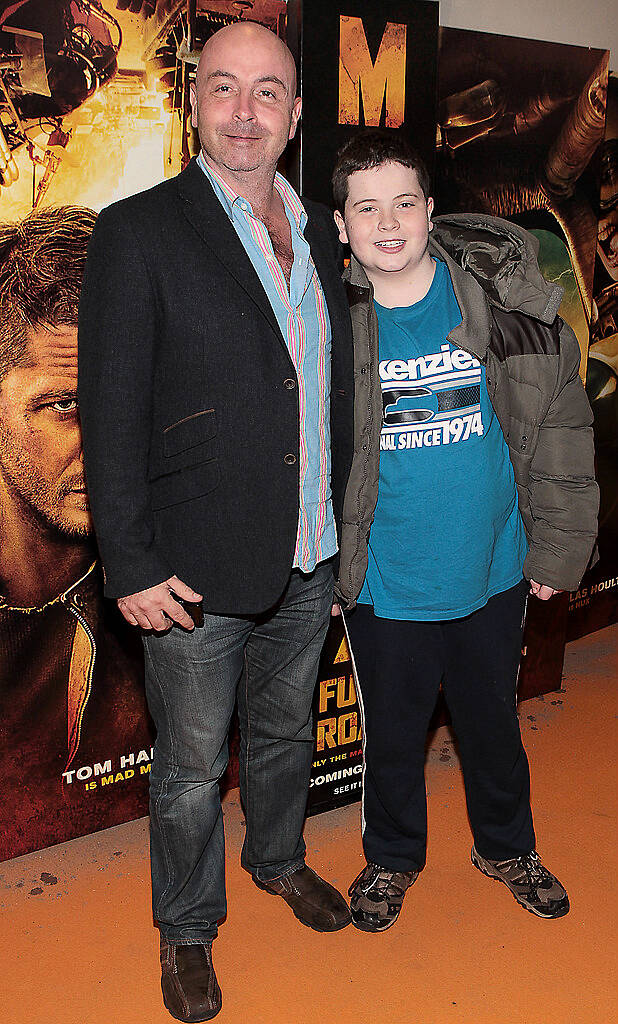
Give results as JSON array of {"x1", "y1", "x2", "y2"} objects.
[{"x1": 348, "y1": 304, "x2": 377, "y2": 596}]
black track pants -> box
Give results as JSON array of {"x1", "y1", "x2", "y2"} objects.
[{"x1": 345, "y1": 580, "x2": 535, "y2": 871}]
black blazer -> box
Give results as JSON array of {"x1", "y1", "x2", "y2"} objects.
[{"x1": 78, "y1": 158, "x2": 354, "y2": 614}]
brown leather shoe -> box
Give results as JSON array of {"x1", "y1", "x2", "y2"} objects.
[
  {"x1": 160, "y1": 938, "x2": 222, "y2": 1022},
  {"x1": 253, "y1": 864, "x2": 351, "y2": 931}
]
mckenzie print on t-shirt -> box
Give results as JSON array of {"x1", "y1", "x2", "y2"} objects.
[{"x1": 379, "y1": 340, "x2": 483, "y2": 452}]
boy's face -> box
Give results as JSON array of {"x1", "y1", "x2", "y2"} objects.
[{"x1": 335, "y1": 162, "x2": 433, "y2": 283}]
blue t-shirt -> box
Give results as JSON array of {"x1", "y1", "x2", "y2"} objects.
[{"x1": 358, "y1": 258, "x2": 528, "y2": 620}]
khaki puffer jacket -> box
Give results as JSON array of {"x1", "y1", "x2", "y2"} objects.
[{"x1": 335, "y1": 213, "x2": 599, "y2": 609}]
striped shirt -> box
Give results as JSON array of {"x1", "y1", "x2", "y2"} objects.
[{"x1": 196, "y1": 151, "x2": 337, "y2": 572}]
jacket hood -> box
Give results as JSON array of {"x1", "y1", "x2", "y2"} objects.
[
  {"x1": 430, "y1": 213, "x2": 564, "y2": 325},
  {"x1": 343, "y1": 212, "x2": 564, "y2": 326}
]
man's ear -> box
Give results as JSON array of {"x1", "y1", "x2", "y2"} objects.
[
  {"x1": 333, "y1": 209, "x2": 348, "y2": 245},
  {"x1": 427, "y1": 196, "x2": 434, "y2": 230},
  {"x1": 288, "y1": 96, "x2": 302, "y2": 140}
]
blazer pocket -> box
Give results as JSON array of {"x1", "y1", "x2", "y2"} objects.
[
  {"x1": 149, "y1": 409, "x2": 219, "y2": 489},
  {"x1": 163, "y1": 408, "x2": 217, "y2": 456},
  {"x1": 150, "y1": 459, "x2": 221, "y2": 510}
]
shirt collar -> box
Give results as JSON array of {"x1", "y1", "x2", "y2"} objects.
[{"x1": 196, "y1": 150, "x2": 307, "y2": 232}]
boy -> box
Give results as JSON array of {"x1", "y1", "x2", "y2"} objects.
[{"x1": 332, "y1": 131, "x2": 598, "y2": 931}]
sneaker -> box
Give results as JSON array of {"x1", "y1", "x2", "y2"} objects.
[
  {"x1": 348, "y1": 862, "x2": 419, "y2": 932},
  {"x1": 471, "y1": 846, "x2": 570, "y2": 919}
]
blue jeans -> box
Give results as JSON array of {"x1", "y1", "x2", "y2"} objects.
[{"x1": 142, "y1": 562, "x2": 334, "y2": 944}]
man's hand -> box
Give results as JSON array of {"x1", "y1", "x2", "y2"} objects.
[
  {"x1": 529, "y1": 579, "x2": 560, "y2": 601},
  {"x1": 331, "y1": 602, "x2": 342, "y2": 616},
  {"x1": 117, "y1": 575, "x2": 203, "y2": 631}
]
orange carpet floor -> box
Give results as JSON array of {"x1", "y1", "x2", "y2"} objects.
[{"x1": 1, "y1": 624, "x2": 616, "y2": 1024}]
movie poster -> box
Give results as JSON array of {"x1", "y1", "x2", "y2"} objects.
[
  {"x1": 288, "y1": 0, "x2": 438, "y2": 204},
  {"x1": 434, "y1": 27, "x2": 608, "y2": 697},
  {"x1": 0, "y1": 0, "x2": 289, "y2": 861},
  {"x1": 307, "y1": 622, "x2": 362, "y2": 814},
  {"x1": 289, "y1": 0, "x2": 439, "y2": 806},
  {"x1": 1, "y1": 3, "x2": 609, "y2": 860},
  {"x1": 567, "y1": 71, "x2": 618, "y2": 640}
]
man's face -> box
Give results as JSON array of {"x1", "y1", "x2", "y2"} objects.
[
  {"x1": 335, "y1": 163, "x2": 433, "y2": 283},
  {"x1": 189, "y1": 24, "x2": 301, "y2": 178},
  {"x1": 598, "y1": 209, "x2": 618, "y2": 282},
  {"x1": 0, "y1": 326, "x2": 91, "y2": 536}
]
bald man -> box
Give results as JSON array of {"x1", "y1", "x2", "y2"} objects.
[{"x1": 78, "y1": 22, "x2": 354, "y2": 1022}]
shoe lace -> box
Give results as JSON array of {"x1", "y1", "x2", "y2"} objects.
[
  {"x1": 348, "y1": 863, "x2": 409, "y2": 899},
  {"x1": 509, "y1": 851, "x2": 550, "y2": 887}
]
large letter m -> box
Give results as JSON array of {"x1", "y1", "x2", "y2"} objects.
[{"x1": 338, "y1": 16, "x2": 406, "y2": 127}]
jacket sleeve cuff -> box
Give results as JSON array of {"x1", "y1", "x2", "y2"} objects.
[
  {"x1": 523, "y1": 545, "x2": 596, "y2": 594},
  {"x1": 102, "y1": 548, "x2": 174, "y2": 600}
]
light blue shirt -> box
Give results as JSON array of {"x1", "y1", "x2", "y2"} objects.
[{"x1": 196, "y1": 152, "x2": 337, "y2": 571}]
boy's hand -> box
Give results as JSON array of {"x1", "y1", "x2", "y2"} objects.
[{"x1": 529, "y1": 579, "x2": 560, "y2": 601}]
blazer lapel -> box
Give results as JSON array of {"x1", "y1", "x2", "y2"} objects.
[
  {"x1": 176, "y1": 161, "x2": 352, "y2": 376},
  {"x1": 176, "y1": 159, "x2": 286, "y2": 345}
]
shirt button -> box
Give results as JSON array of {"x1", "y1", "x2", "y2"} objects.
[
  {"x1": 284, "y1": 453, "x2": 297, "y2": 465},
  {"x1": 283, "y1": 379, "x2": 296, "y2": 390}
]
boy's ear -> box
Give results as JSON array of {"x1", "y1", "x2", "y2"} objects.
[
  {"x1": 333, "y1": 210, "x2": 349, "y2": 245},
  {"x1": 427, "y1": 196, "x2": 434, "y2": 230}
]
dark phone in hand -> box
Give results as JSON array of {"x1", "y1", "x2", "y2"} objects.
[{"x1": 173, "y1": 595, "x2": 204, "y2": 628}]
